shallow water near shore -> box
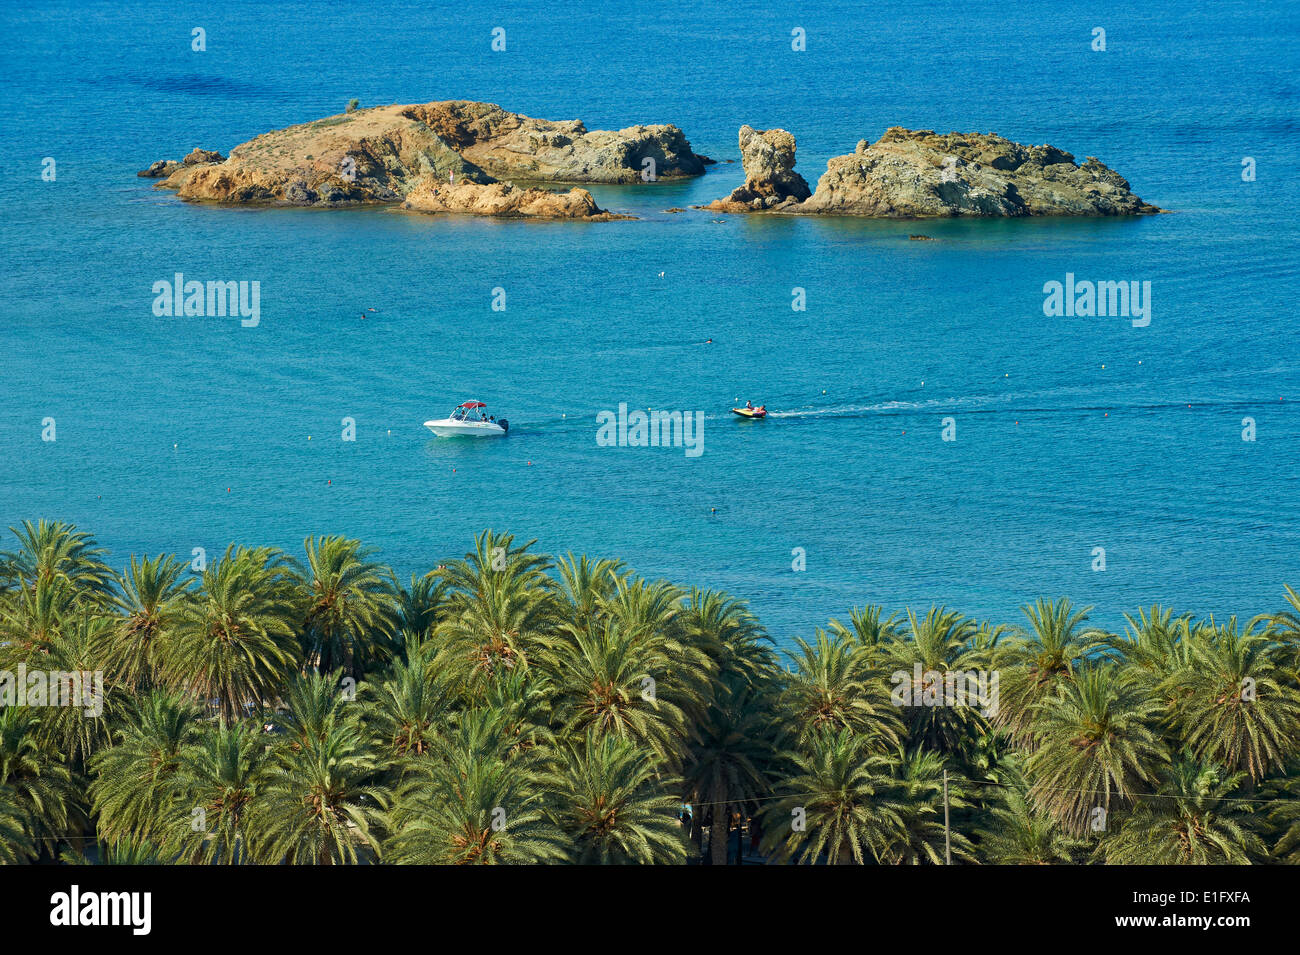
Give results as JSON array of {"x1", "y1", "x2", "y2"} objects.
[{"x1": 2, "y1": 0, "x2": 1298, "y2": 643}]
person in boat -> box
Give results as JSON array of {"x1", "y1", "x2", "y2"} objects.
[
  {"x1": 745, "y1": 401, "x2": 754, "y2": 410},
  {"x1": 756, "y1": 405, "x2": 766, "y2": 414}
]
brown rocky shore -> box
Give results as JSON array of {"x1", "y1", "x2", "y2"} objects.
[
  {"x1": 139, "y1": 100, "x2": 708, "y2": 220},
  {"x1": 703, "y1": 124, "x2": 1163, "y2": 217}
]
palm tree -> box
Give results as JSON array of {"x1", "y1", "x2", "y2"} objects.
[
  {"x1": 780, "y1": 630, "x2": 901, "y2": 751},
  {"x1": 394, "y1": 572, "x2": 447, "y2": 652},
  {"x1": 879, "y1": 748, "x2": 975, "y2": 864},
  {"x1": 545, "y1": 730, "x2": 689, "y2": 864},
  {"x1": 684, "y1": 684, "x2": 776, "y2": 865},
  {"x1": 89, "y1": 690, "x2": 200, "y2": 846},
  {"x1": 1266, "y1": 584, "x2": 1300, "y2": 673},
  {"x1": 100, "y1": 554, "x2": 193, "y2": 691},
  {"x1": 277, "y1": 670, "x2": 355, "y2": 748},
  {"x1": 681, "y1": 588, "x2": 774, "y2": 713},
  {"x1": 293, "y1": 536, "x2": 398, "y2": 681},
  {"x1": 160, "y1": 546, "x2": 301, "y2": 723},
  {"x1": 762, "y1": 727, "x2": 906, "y2": 864},
  {"x1": 881, "y1": 607, "x2": 990, "y2": 758},
  {"x1": 0, "y1": 787, "x2": 36, "y2": 864},
  {"x1": 1025, "y1": 664, "x2": 1167, "y2": 836},
  {"x1": 1266, "y1": 768, "x2": 1300, "y2": 862},
  {"x1": 976, "y1": 771, "x2": 1078, "y2": 864},
  {"x1": 543, "y1": 618, "x2": 689, "y2": 768},
  {"x1": 1164, "y1": 619, "x2": 1300, "y2": 781},
  {"x1": 992, "y1": 598, "x2": 1099, "y2": 748},
  {"x1": 2, "y1": 520, "x2": 114, "y2": 606},
  {"x1": 553, "y1": 553, "x2": 625, "y2": 632},
  {"x1": 386, "y1": 708, "x2": 566, "y2": 864},
  {"x1": 0, "y1": 707, "x2": 80, "y2": 862},
  {"x1": 1096, "y1": 757, "x2": 1264, "y2": 864},
  {"x1": 170, "y1": 721, "x2": 274, "y2": 864},
  {"x1": 246, "y1": 716, "x2": 389, "y2": 864},
  {"x1": 32, "y1": 614, "x2": 118, "y2": 768},
  {"x1": 434, "y1": 531, "x2": 558, "y2": 691},
  {"x1": 600, "y1": 578, "x2": 716, "y2": 724},
  {"x1": 366, "y1": 657, "x2": 454, "y2": 763},
  {"x1": 826, "y1": 604, "x2": 902, "y2": 657},
  {"x1": 0, "y1": 575, "x2": 78, "y2": 660}
]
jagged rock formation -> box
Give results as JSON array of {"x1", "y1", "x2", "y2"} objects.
[
  {"x1": 704, "y1": 126, "x2": 1162, "y2": 217},
  {"x1": 137, "y1": 101, "x2": 707, "y2": 216},
  {"x1": 702, "y1": 125, "x2": 811, "y2": 212}
]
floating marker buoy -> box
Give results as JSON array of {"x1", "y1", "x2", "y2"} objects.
[
  {"x1": 527, "y1": 461, "x2": 533, "y2": 466},
  {"x1": 308, "y1": 436, "x2": 312, "y2": 440},
  {"x1": 173, "y1": 443, "x2": 177, "y2": 449},
  {"x1": 227, "y1": 488, "x2": 231, "y2": 492}
]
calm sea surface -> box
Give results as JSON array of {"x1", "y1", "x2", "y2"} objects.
[{"x1": 2, "y1": 0, "x2": 1298, "y2": 643}]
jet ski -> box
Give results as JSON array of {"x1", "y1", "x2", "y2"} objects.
[{"x1": 731, "y1": 405, "x2": 767, "y2": 419}]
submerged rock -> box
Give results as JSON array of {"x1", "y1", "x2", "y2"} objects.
[
  {"x1": 705, "y1": 125, "x2": 1162, "y2": 217},
  {"x1": 703, "y1": 126, "x2": 811, "y2": 212}
]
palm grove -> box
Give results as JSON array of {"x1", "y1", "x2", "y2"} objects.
[{"x1": 2, "y1": 520, "x2": 1299, "y2": 865}]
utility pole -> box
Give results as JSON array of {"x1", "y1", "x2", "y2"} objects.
[{"x1": 943, "y1": 769, "x2": 951, "y2": 865}]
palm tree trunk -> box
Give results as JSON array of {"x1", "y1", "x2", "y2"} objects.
[{"x1": 710, "y1": 805, "x2": 729, "y2": 866}]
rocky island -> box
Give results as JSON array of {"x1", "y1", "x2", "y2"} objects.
[
  {"x1": 704, "y1": 125, "x2": 1162, "y2": 217},
  {"x1": 139, "y1": 100, "x2": 708, "y2": 220}
]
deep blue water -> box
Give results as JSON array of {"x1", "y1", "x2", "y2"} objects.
[{"x1": 2, "y1": 0, "x2": 1298, "y2": 643}]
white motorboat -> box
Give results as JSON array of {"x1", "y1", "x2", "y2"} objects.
[{"x1": 424, "y1": 401, "x2": 509, "y2": 437}]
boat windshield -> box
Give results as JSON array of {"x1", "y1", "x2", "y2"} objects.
[{"x1": 450, "y1": 405, "x2": 488, "y2": 421}]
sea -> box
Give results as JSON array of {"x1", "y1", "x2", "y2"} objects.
[{"x1": 2, "y1": 0, "x2": 1298, "y2": 646}]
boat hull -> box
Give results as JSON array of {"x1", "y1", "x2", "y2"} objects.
[
  {"x1": 424, "y1": 420, "x2": 507, "y2": 438},
  {"x1": 731, "y1": 408, "x2": 767, "y2": 419}
]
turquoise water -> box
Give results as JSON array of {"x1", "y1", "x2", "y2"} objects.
[{"x1": 2, "y1": 0, "x2": 1298, "y2": 642}]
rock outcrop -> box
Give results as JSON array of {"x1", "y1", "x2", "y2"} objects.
[
  {"x1": 139, "y1": 101, "x2": 707, "y2": 215},
  {"x1": 399, "y1": 101, "x2": 706, "y2": 183},
  {"x1": 704, "y1": 126, "x2": 1162, "y2": 217},
  {"x1": 400, "y1": 177, "x2": 625, "y2": 220},
  {"x1": 137, "y1": 159, "x2": 182, "y2": 178},
  {"x1": 703, "y1": 125, "x2": 811, "y2": 212}
]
